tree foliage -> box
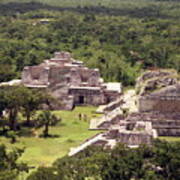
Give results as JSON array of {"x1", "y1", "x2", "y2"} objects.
[
  {"x1": 27, "y1": 140, "x2": 180, "y2": 180},
  {"x1": 0, "y1": 144, "x2": 28, "y2": 180},
  {"x1": 0, "y1": 1, "x2": 179, "y2": 85},
  {"x1": 0, "y1": 85, "x2": 52, "y2": 131},
  {"x1": 36, "y1": 110, "x2": 61, "y2": 137}
]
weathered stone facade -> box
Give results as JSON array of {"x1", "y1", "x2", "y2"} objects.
[
  {"x1": 139, "y1": 97, "x2": 180, "y2": 113},
  {"x1": 90, "y1": 69, "x2": 180, "y2": 138},
  {"x1": 136, "y1": 69, "x2": 178, "y2": 96},
  {"x1": 135, "y1": 69, "x2": 180, "y2": 136},
  {"x1": 70, "y1": 69, "x2": 180, "y2": 155},
  {"x1": 22, "y1": 52, "x2": 121, "y2": 110},
  {"x1": 136, "y1": 70, "x2": 180, "y2": 113},
  {"x1": 126, "y1": 112, "x2": 180, "y2": 136}
]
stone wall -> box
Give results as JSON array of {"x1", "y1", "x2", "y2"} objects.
[
  {"x1": 117, "y1": 133, "x2": 153, "y2": 146},
  {"x1": 87, "y1": 70, "x2": 100, "y2": 86},
  {"x1": 106, "y1": 129, "x2": 153, "y2": 146},
  {"x1": 152, "y1": 120, "x2": 180, "y2": 136},
  {"x1": 22, "y1": 66, "x2": 49, "y2": 86},
  {"x1": 157, "y1": 129, "x2": 180, "y2": 136},
  {"x1": 49, "y1": 66, "x2": 69, "y2": 85},
  {"x1": 139, "y1": 96, "x2": 180, "y2": 113},
  {"x1": 126, "y1": 112, "x2": 180, "y2": 136},
  {"x1": 70, "y1": 68, "x2": 82, "y2": 86},
  {"x1": 104, "y1": 90, "x2": 121, "y2": 103},
  {"x1": 69, "y1": 88, "x2": 105, "y2": 106}
]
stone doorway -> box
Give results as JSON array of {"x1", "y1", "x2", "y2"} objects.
[{"x1": 79, "y1": 96, "x2": 84, "y2": 104}]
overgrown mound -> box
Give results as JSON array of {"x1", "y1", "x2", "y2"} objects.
[{"x1": 136, "y1": 69, "x2": 179, "y2": 96}]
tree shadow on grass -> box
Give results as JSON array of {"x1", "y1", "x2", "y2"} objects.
[
  {"x1": 66, "y1": 138, "x2": 75, "y2": 143},
  {"x1": 59, "y1": 122, "x2": 66, "y2": 126},
  {"x1": 38, "y1": 134, "x2": 61, "y2": 138},
  {"x1": 16, "y1": 128, "x2": 34, "y2": 137}
]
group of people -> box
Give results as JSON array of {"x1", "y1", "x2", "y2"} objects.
[{"x1": 78, "y1": 113, "x2": 88, "y2": 122}]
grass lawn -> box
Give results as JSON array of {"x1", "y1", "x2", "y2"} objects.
[
  {"x1": 0, "y1": 106, "x2": 101, "y2": 168},
  {"x1": 159, "y1": 136, "x2": 180, "y2": 142}
]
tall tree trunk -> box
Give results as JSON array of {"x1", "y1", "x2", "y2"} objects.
[
  {"x1": 44, "y1": 123, "x2": 49, "y2": 137},
  {"x1": 26, "y1": 110, "x2": 31, "y2": 126},
  {"x1": 9, "y1": 108, "x2": 18, "y2": 131}
]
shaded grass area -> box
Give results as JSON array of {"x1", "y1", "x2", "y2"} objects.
[{"x1": 0, "y1": 106, "x2": 101, "y2": 167}]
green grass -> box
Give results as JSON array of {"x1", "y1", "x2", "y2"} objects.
[
  {"x1": 159, "y1": 136, "x2": 180, "y2": 142},
  {"x1": 0, "y1": 106, "x2": 101, "y2": 167},
  {"x1": 1, "y1": 106, "x2": 180, "y2": 178}
]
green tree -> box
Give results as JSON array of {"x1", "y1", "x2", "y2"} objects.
[
  {"x1": 153, "y1": 140, "x2": 180, "y2": 180},
  {"x1": 0, "y1": 65, "x2": 17, "y2": 83},
  {"x1": 0, "y1": 89, "x2": 7, "y2": 117},
  {"x1": 21, "y1": 88, "x2": 49, "y2": 126},
  {"x1": 36, "y1": 111, "x2": 61, "y2": 137},
  {"x1": 0, "y1": 86, "x2": 23, "y2": 130},
  {"x1": 27, "y1": 167, "x2": 57, "y2": 180},
  {"x1": 0, "y1": 144, "x2": 28, "y2": 180},
  {"x1": 0, "y1": 85, "x2": 53, "y2": 130}
]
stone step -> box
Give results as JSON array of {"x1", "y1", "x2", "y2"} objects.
[{"x1": 69, "y1": 133, "x2": 104, "y2": 156}]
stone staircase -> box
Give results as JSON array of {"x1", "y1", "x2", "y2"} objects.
[
  {"x1": 96, "y1": 97, "x2": 123, "y2": 113},
  {"x1": 90, "y1": 90, "x2": 138, "y2": 130},
  {"x1": 89, "y1": 107, "x2": 123, "y2": 130},
  {"x1": 69, "y1": 133, "x2": 104, "y2": 156}
]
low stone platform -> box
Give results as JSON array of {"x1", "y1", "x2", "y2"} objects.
[
  {"x1": 69, "y1": 120, "x2": 156, "y2": 156},
  {"x1": 126, "y1": 112, "x2": 180, "y2": 136},
  {"x1": 90, "y1": 90, "x2": 137, "y2": 130}
]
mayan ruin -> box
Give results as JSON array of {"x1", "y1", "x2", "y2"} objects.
[
  {"x1": 2, "y1": 60, "x2": 180, "y2": 153},
  {"x1": 22, "y1": 52, "x2": 122, "y2": 110},
  {"x1": 3, "y1": 66, "x2": 179, "y2": 154},
  {"x1": 1, "y1": 1, "x2": 180, "y2": 178},
  {"x1": 69, "y1": 69, "x2": 180, "y2": 155}
]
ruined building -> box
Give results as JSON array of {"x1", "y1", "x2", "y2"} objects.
[
  {"x1": 135, "y1": 69, "x2": 180, "y2": 136},
  {"x1": 69, "y1": 117, "x2": 156, "y2": 156},
  {"x1": 136, "y1": 69, "x2": 179, "y2": 112},
  {"x1": 22, "y1": 52, "x2": 121, "y2": 110},
  {"x1": 69, "y1": 69, "x2": 180, "y2": 156}
]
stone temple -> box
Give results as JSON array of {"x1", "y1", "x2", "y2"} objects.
[
  {"x1": 135, "y1": 70, "x2": 180, "y2": 136},
  {"x1": 93, "y1": 69, "x2": 180, "y2": 136},
  {"x1": 69, "y1": 69, "x2": 180, "y2": 156},
  {"x1": 22, "y1": 52, "x2": 121, "y2": 110}
]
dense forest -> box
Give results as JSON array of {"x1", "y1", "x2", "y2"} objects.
[{"x1": 0, "y1": 0, "x2": 179, "y2": 85}]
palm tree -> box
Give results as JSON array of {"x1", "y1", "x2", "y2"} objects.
[{"x1": 36, "y1": 111, "x2": 61, "y2": 137}]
